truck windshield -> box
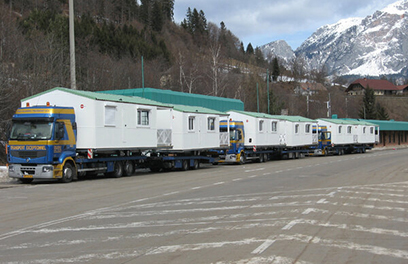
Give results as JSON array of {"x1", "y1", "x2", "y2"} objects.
[{"x1": 10, "y1": 121, "x2": 53, "y2": 140}]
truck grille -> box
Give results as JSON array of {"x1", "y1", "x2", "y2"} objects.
[{"x1": 10, "y1": 151, "x2": 47, "y2": 159}]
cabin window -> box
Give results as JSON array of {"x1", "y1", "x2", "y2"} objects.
[
  {"x1": 347, "y1": 126, "x2": 352, "y2": 134},
  {"x1": 207, "y1": 117, "x2": 215, "y2": 131},
  {"x1": 259, "y1": 120, "x2": 264, "y2": 132},
  {"x1": 363, "y1": 127, "x2": 366, "y2": 133},
  {"x1": 271, "y1": 121, "x2": 278, "y2": 132},
  {"x1": 295, "y1": 124, "x2": 299, "y2": 134},
  {"x1": 305, "y1": 124, "x2": 311, "y2": 133},
  {"x1": 370, "y1": 127, "x2": 374, "y2": 134},
  {"x1": 338, "y1": 126, "x2": 342, "y2": 134},
  {"x1": 137, "y1": 109, "x2": 150, "y2": 126},
  {"x1": 188, "y1": 116, "x2": 195, "y2": 131},
  {"x1": 104, "y1": 105, "x2": 116, "y2": 127}
]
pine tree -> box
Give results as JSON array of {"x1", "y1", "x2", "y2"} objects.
[
  {"x1": 246, "y1": 43, "x2": 254, "y2": 55},
  {"x1": 359, "y1": 86, "x2": 376, "y2": 119},
  {"x1": 268, "y1": 88, "x2": 284, "y2": 115},
  {"x1": 151, "y1": 1, "x2": 163, "y2": 32},
  {"x1": 376, "y1": 103, "x2": 389, "y2": 120},
  {"x1": 161, "y1": 0, "x2": 174, "y2": 20},
  {"x1": 272, "y1": 57, "x2": 280, "y2": 82}
]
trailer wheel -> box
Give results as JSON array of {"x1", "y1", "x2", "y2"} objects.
[
  {"x1": 123, "y1": 161, "x2": 134, "y2": 176},
  {"x1": 109, "y1": 161, "x2": 123, "y2": 178},
  {"x1": 60, "y1": 162, "x2": 75, "y2": 183},
  {"x1": 259, "y1": 154, "x2": 264, "y2": 163},
  {"x1": 181, "y1": 160, "x2": 189, "y2": 171},
  {"x1": 191, "y1": 159, "x2": 200, "y2": 170}
]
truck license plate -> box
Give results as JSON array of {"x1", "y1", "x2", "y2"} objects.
[{"x1": 23, "y1": 175, "x2": 33, "y2": 178}]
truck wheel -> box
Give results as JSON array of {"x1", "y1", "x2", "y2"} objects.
[
  {"x1": 123, "y1": 161, "x2": 134, "y2": 176},
  {"x1": 109, "y1": 161, "x2": 123, "y2": 178},
  {"x1": 259, "y1": 154, "x2": 264, "y2": 163},
  {"x1": 60, "y1": 162, "x2": 75, "y2": 183},
  {"x1": 181, "y1": 160, "x2": 189, "y2": 171},
  {"x1": 239, "y1": 153, "x2": 246, "y2": 165}
]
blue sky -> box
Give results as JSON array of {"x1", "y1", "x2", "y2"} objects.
[{"x1": 173, "y1": 0, "x2": 399, "y2": 50}]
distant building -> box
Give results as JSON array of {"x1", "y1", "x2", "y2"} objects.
[
  {"x1": 294, "y1": 82, "x2": 327, "y2": 95},
  {"x1": 346, "y1": 78, "x2": 406, "y2": 96},
  {"x1": 396, "y1": 84, "x2": 408, "y2": 95}
]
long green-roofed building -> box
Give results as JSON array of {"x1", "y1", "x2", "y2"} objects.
[
  {"x1": 98, "y1": 88, "x2": 244, "y2": 112},
  {"x1": 342, "y1": 118, "x2": 408, "y2": 147}
]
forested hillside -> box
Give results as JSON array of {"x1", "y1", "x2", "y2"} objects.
[{"x1": 0, "y1": 0, "x2": 407, "y2": 147}]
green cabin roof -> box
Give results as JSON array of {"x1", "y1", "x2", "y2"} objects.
[
  {"x1": 98, "y1": 88, "x2": 244, "y2": 112},
  {"x1": 230, "y1": 110, "x2": 315, "y2": 122},
  {"x1": 171, "y1": 104, "x2": 228, "y2": 115},
  {"x1": 318, "y1": 118, "x2": 377, "y2": 127}
]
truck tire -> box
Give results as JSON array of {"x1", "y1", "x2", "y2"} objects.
[
  {"x1": 123, "y1": 161, "x2": 134, "y2": 176},
  {"x1": 259, "y1": 154, "x2": 264, "y2": 163},
  {"x1": 239, "y1": 153, "x2": 246, "y2": 165},
  {"x1": 109, "y1": 161, "x2": 123, "y2": 178},
  {"x1": 181, "y1": 160, "x2": 189, "y2": 171},
  {"x1": 60, "y1": 162, "x2": 75, "y2": 183}
]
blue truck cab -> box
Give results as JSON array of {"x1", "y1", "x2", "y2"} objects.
[
  {"x1": 219, "y1": 120, "x2": 246, "y2": 164},
  {"x1": 7, "y1": 106, "x2": 77, "y2": 183}
]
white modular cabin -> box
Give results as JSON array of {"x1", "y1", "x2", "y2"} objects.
[
  {"x1": 350, "y1": 120, "x2": 378, "y2": 144},
  {"x1": 270, "y1": 115, "x2": 318, "y2": 147},
  {"x1": 156, "y1": 105, "x2": 229, "y2": 151},
  {"x1": 21, "y1": 87, "x2": 171, "y2": 151},
  {"x1": 317, "y1": 119, "x2": 356, "y2": 145},
  {"x1": 317, "y1": 118, "x2": 376, "y2": 145},
  {"x1": 227, "y1": 111, "x2": 283, "y2": 147}
]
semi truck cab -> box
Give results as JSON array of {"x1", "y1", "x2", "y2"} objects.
[
  {"x1": 7, "y1": 106, "x2": 77, "y2": 183},
  {"x1": 219, "y1": 120, "x2": 246, "y2": 163}
]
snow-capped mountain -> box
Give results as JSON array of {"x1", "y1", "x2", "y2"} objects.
[
  {"x1": 261, "y1": 0, "x2": 408, "y2": 78},
  {"x1": 296, "y1": 0, "x2": 408, "y2": 77},
  {"x1": 260, "y1": 40, "x2": 295, "y2": 67}
]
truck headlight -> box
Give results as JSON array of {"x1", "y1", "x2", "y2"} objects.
[
  {"x1": 42, "y1": 166, "x2": 53, "y2": 173},
  {"x1": 9, "y1": 165, "x2": 15, "y2": 172}
]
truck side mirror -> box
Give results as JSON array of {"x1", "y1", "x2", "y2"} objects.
[
  {"x1": 5, "y1": 120, "x2": 12, "y2": 139},
  {"x1": 56, "y1": 123, "x2": 65, "y2": 140}
]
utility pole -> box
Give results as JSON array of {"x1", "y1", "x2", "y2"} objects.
[
  {"x1": 69, "y1": 0, "x2": 77, "y2": 90},
  {"x1": 267, "y1": 69, "x2": 270, "y2": 114}
]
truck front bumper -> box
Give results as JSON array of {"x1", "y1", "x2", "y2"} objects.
[
  {"x1": 220, "y1": 154, "x2": 238, "y2": 163},
  {"x1": 8, "y1": 164, "x2": 57, "y2": 179}
]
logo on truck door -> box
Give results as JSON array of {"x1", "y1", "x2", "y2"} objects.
[{"x1": 54, "y1": 146, "x2": 62, "y2": 153}]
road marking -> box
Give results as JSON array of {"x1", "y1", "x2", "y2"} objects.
[
  {"x1": 213, "y1": 182, "x2": 225, "y2": 185},
  {"x1": 245, "y1": 168, "x2": 265, "y2": 173},
  {"x1": 191, "y1": 186, "x2": 202, "y2": 190},
  {"x1": 215, "y1": 255, "x2": 314, "y2": 264},
  {"x1": 282, "y1": 219, "x2": 299, "y2": 230},
  {"x1": 251, "y1": 238, "x2": 276, "y2": 254},
  {"x1": 327, "y1": 191, "x2": 337, "y2": 197},
  {"x1": 302, "y1": 208, "x2": 317, "y2": 215},
  {"x1": 163, "y1": 191, "x2": 180, "y2": 196},
  {"x1": 317, "y1": 198, "x2": 328, "y2": 204}
]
